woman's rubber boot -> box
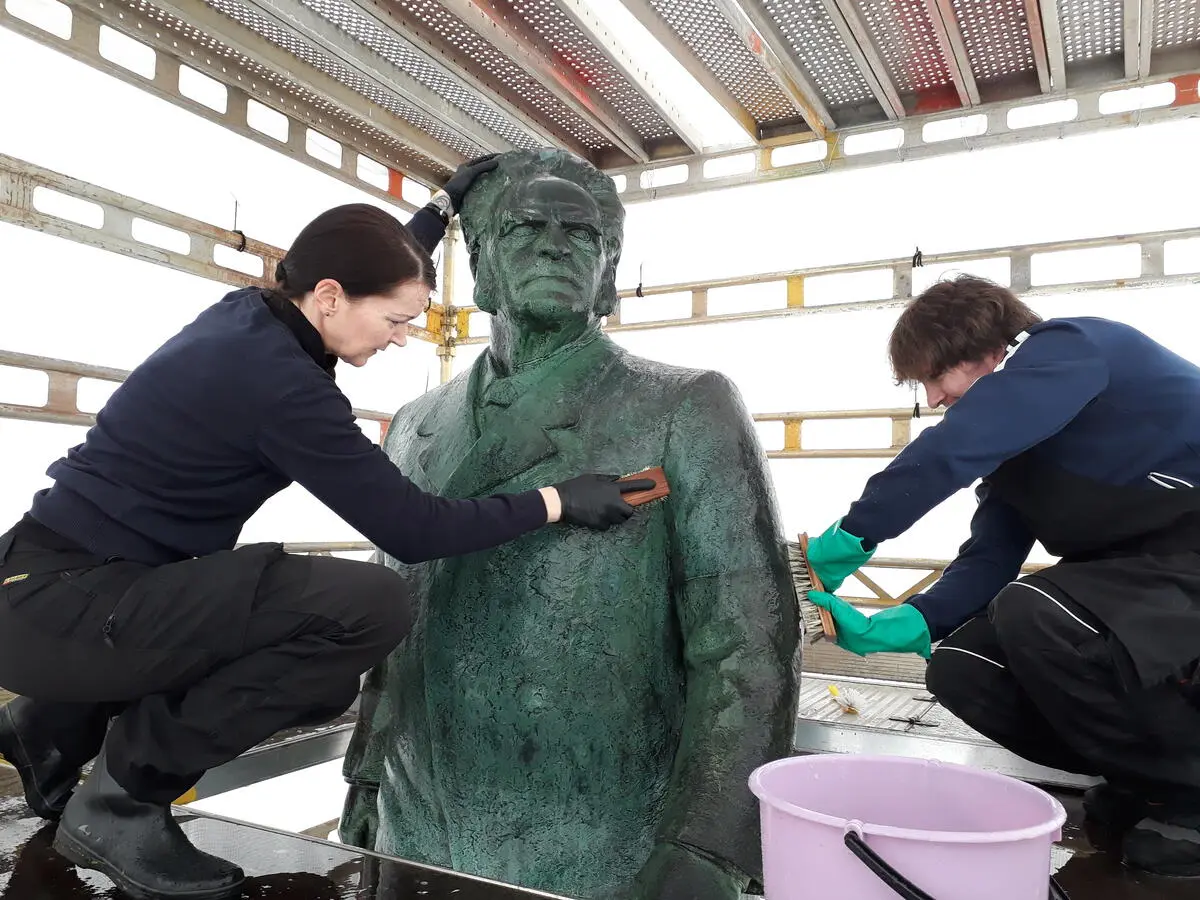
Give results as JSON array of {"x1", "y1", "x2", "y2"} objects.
[
  {"x1": 0, "y1": 696, "x2": 80, "y2": 820},
  {"x1": 51, "y1": 747, "x2": 244, "y2": 900}
]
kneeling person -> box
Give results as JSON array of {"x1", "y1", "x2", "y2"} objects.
[{"x1": 805, "y1": 275, "x2": 1200, "y2": 878}]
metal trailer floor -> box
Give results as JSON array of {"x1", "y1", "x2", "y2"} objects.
[
  {"x1": 0, "y1": 769, "x2": 1193, "y2": 900},
  {"x1": 793, "y1": 674, "x2": 1100, "y2": 790}
]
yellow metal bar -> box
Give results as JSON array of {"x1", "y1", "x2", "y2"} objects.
[
  {"x1": 783, "y1": 420, "x2": 802, "y2": 452},
  {"x1": 456, "y1": 309, "x2": 473, "y2": 340},
  {"x1": 786, "y1": 276, "x2": 805, "y2": 308}
]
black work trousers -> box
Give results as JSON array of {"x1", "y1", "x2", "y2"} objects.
[
  {"x1": 0, "y1": 516, "x2": 413, "y2": 804},
  {"x1": 925, "y1": 575, "x2": 1200, "y2": 802}
]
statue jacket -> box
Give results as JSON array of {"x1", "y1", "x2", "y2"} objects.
[{"x1": 342, "y1": 330, "x2": 799, "y2": 898}]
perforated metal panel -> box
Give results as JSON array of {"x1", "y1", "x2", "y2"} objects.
[
  {"x1": 201, "y1": 0, "x2": 482, "y2": 156},
  {"x1": 761, "y1": 0, "x2": 875, "y2": 108},
  {"x1": 504, "y1": 0, "x2": 674, "y2": 141},
  {"x1": 302, "y1": 0, "x2": 540, "y2": 150},
  {"x1": 1058, "y1": 0, "x2": 1124, "y2": 64},
  {"x1": 127, "y1": 1, "x2": 453, "y2": 175},
  {"x1": 950, "y1": 0, "x2": 1035, "y2": 82},
  {"x1": 855, "y1": 0, "x2": 954, "y2": 95},
  {"x1": 644, "y1": 0, "x2": 802, "y2": 125},
  {"x1": 370, "y1": 1, "x2": 611, "y2": 151},
  {"x1": 1154, "y1": 0, "x2": 1200, "y2": 48}
]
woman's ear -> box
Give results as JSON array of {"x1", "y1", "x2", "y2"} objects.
[{"x1": 312, "y1": 278, "x2": 344, "y2": 316}]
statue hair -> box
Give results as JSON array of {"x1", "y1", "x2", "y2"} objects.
[{"x1": 458, "y1": 149, "x2": 624, "y2": 317}]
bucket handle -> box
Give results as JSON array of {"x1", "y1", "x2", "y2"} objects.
[{"x1": 842, "y1": 827, "x2": 1072, "y2": 900}]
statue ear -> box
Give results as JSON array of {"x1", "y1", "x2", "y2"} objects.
[
  {"x1": 471, "y1": 248, "x2": 499, "y2": 315},
  {"x1": 594, "y1": 263, "x2": 619, "y2": 318}
]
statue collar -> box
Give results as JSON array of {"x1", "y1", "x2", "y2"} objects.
[{"x1": 477, "y1": 328, "x2": 604, "y2": 409}]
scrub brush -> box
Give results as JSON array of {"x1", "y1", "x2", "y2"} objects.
[
  {"x1": 618, "y1": 466, "x2": 670, "y2": 507},
  {"x1": 828, "y1": 684, "x2": 865, "y2": 714},
  {"x1": 788, "y1": 533, "x2": 837, "y2": 644}
]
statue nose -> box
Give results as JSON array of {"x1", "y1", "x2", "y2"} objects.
[{"x1": 537, "y1": 224, "x2": 570, "y2": 258}]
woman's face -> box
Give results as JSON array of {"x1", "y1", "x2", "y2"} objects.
[{"x1": 312, "y1": 278, "x2": 431, "y2": 367}]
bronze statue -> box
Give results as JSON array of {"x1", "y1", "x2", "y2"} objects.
[{"x1": 340, "y1": 149, "x2": 800, "y2": 900}]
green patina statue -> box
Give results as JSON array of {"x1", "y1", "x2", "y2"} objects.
[{"x1": 340, "y1": 149, "x2": 800, "y2": 900}]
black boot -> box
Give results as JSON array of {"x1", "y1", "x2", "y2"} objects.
[
  {"x1": 0, "y1": 697, "x2": 80, "y2": 820},
  {"x1": 51, "y1": 747, "x2": 244, "y2": 900},
  {"x1": 1124, "y1": 805, "x2": 1200, "y2": 878},
  {"x1": 1082, "y1": 781, "x2": 1150, "y2": 833}
]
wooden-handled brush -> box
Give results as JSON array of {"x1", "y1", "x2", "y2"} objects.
[
  {"x1": 618, "y1": 466, "x2": 670, "y2": 506},
  {"x1": 788, "y1": 533, "x2": 837, "y2": 644}
]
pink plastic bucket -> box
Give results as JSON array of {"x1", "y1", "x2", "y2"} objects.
[{"x1": 749, "y1": 755, "x2": 1067, "y2": 900}]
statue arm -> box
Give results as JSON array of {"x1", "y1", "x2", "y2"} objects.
[{"x1": 655, "y1": 371, "x2": 800, "y2": 885}]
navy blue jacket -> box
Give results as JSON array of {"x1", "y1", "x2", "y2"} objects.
[
  {"x1": 29, "y1": 206, "x2": 547, "y2": 565},
  {"x1": 841, "y1": 317, "x2": 1200, "y2": 641}
]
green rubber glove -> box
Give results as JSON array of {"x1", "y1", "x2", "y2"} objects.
[
  {"x1": 809, "y1": 591, "x2": 932, "y2": 659},
  {"x1": 806, "y1": 519, "x2": 875, "y2": 592}
]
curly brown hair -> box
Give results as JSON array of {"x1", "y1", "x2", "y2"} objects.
[{"x1": 889, "y1": 275, "x2": 1042, "y2": 384}]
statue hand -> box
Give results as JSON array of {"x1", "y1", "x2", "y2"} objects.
[
  {"x1": 440, "y1": 154, "x2": 500, "y2": 213},
  {"x1": 551, "y1": 474, "x2": 655, "y2": 530},
  {"x1": 339, "y1": 783, "x2": 379, "y2": 850},
  {"x1": 621, "y1": 843, "x2": 745, "y2": 900}
]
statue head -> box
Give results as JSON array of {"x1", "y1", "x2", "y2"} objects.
[{"x1": 459, "y1": 149, "x2": 624, "y2": 329}]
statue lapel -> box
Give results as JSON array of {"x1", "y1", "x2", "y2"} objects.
[
  {"x1": 411, "y1": 358, "x2": 486, "y2": 494},
  {"x1": 440, "y1": 334, "x2": 619, "y2": 499}
]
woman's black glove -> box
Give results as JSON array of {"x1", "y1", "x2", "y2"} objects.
[
  {"x1": 440, "y1": 153, "x2": 500, "y2": 213},
  {"x1": 553, "y1": 474, "x2": 655, "y2": 530}
]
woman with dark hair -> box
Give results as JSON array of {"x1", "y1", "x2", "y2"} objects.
[
  {"x1": 804, "y1": 274, "x2": 1200, "y2": 878},
  {"x1": 0, "y1": 157, "x2": 651, "y2": 900}
]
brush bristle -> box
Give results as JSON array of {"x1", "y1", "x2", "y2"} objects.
[{"x1": 788, "y1": 541, "x2": 827, "y2": 645}]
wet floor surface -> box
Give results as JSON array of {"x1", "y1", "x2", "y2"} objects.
[{"x1": 0, "y1": 767, "x2": 1195, "y2": 899}]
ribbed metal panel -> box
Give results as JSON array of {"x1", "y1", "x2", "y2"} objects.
[
  {"x1": 505, "y1": 0, "x2": 675, "y2": 141},
  {"x1": 377, "y1": 0, "x2": 611, "y2": 151},
  {"x1": 951, "y1": 0, "x2": 1036, "y2": 82},
  {"x1": 302, "y1": 0, "x2": 540, "y2": 150},
  {"x1": 855, "y1": 0, "x2": 954, "y2": 95},
  {"x1": 202, "y1": 0, "x2": 482, "y2": 156},
  {"x1": 131, "y1": 1, "x2": 452, "y2": 174},
  {"x1": 643, "y1": 0, "x2": 802, "y2": 124},
  {"x1": 762, "y1": 0, "x2": 877, "y2": 107},
  {"x1": 1154, "y1": 0, "x2": 1200, "y2": 48},
  {"x1": 1058, "y1": 0, "x2": 1124, "y2": 63}
]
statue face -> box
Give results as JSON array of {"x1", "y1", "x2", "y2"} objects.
[{"x1": 488, "y1": 175, "x2": 605, "y2": 328}]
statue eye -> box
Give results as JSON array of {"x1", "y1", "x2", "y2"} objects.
[
  {"x1": 510, "y1": 223, "x2": 538, "y2": 237},
  {"x1": 570, "y1": 227, "x2": 596, "y2": 243}
]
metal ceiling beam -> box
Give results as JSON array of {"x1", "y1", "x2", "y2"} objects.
[
  {"x1": 1124, "y1": 0, "x2": 1156, "y2": 80},
  {"x1": 614, "y1": 0, "x2": 764, "y2": 140},
  {"x1": 0, "y1": 151, "x2": 281, "y2": 291},
  {"x1": 710, "y1": 0, "x2": 836, "y2": 135},
  {"x1": 0, "y1": 151, "x2": 445, "y2": 344},
  {"x1": 340, "y1": 0, "x2": 590, "y2": 158},
  {"x1": 0, "y1": 0, "x2": 434, "y2": 202},
  {"x1": 924, "y1": 0, "x2": 981, "y2": 106},
  {"x1": 818, "y1": 0, "x2": 906, "y2": 118},
  {"x1": 1023, "y1": 0, "x2": 1052, "y2": 93},
  {"x1": 437, "y1": 0, "x2": 651, "y2": 163},
  {"x1": 1037, "y1": 0, "x2": 1067, "y2": 91},
  {"x1": 241, "y1": 0, "x2": 512, "y2": 154},
  {"x1": 153, "y1": 0, "x2": 463, "y2": 172},
  {"x1": 553, "y1": 0, "x2": 706, "y2": 153}
]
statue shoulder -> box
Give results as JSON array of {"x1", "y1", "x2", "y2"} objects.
[
  {"x1": 607, "y1": 350, "x2": 746, "y2": 420},
  {"x1": 381, "y1": 373, "x2": 470, "y2": 447}
]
